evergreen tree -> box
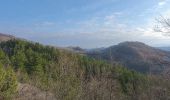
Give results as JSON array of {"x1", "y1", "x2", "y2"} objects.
[{"x1": 0, "y1": 64, "x2": 18, "y2": 99}]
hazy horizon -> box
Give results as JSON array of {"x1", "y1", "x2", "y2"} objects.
[{"x1": 1, "y1": 0, "x2": 170, "y2": 48}]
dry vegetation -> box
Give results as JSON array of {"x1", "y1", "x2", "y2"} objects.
[{"x1": 0, "y1": 39, "x2": 170, "y2": 100}]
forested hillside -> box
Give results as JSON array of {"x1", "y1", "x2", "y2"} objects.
[
  {"x1": 0, "y1": 39, "x2": 169, "y2": 100},
  {"x1": 87, "y1": 42, "x2": 170, "y2": 74}
]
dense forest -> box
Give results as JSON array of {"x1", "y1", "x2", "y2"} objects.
[{"x1": 0, "y1": 39, "x2": 170, "y2": 100}]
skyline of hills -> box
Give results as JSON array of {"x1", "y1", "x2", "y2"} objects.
[
  {"x1": 1, "y1": 32, "x2": 170, "y2": 74},
  {"x1": 0, "y1": 33, "x2": 170, "y2": 99}
]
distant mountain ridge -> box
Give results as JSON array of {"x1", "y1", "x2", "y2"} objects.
[
  {"x1": 158, "y1": 47, "x2": 170, "y2": 51},
  {"x1": 0, "y1": 33, "x2": 15, "y2": 42},
  {"x1": 66, "y1": 46, "x2": 85, "y2": 53},
  {"x1": 87, "y1": 41, "x2": 170, "y2": 74}
]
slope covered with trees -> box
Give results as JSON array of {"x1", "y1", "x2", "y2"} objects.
[
  {"x1": 0, "y1": 39, "x2": 169, "y2": 100},
  {"x1": 87, "y1": 41, "x2": 170, "y2": 74},
  {"x1": 0, "y1": 46, "x2": 18, "y2": 99}
]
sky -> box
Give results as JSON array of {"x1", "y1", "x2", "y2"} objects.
[{"x1": 0, "y1": 0, "x2": 170, "y2": 48}]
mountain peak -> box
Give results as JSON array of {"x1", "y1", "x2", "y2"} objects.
[
  {"x1": 87, "y1": 41, "x2": 170, "y2": 74},
  {"x1": 117, "y1": 41, "x2": 147, "y2": 47}
]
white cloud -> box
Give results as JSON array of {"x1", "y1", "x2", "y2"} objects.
[
  {"x1": 67, "y1": 7, "x2": 170, "y2": 47},
  {"x1": 158, "y1": 0, "x2": 169, "y2": 6},
  {"x1": 158, "y1": 1, "x2": 166, "y2": 6},
  {"x1": 5, "y1": 0, "x2": 170, "y2": 48}
]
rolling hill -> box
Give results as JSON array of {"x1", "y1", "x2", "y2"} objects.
[
  {"x1": 0, "y1": 33, "x2": 169, "y2": 99},
  {"x1": 87, "y1": 41, "x2": 170, "y2": 74},
  {"x1": 0, "y1": 32, "x2": 169, "y2": 74},
  {"x1": 0, "y1": 35, "x2": 150, "y2": 100}
]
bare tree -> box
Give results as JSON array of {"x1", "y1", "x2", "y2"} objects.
[{"x1": 155, "y1": 15, "x2": 170, "y2": 36}]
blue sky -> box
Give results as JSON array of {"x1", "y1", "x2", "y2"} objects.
[{"x1": 0, "y1": 0, "x2": 170, "y2": 48}]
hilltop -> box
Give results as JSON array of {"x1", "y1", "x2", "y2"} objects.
[
  {"x1": 0, "y1": 33, "x2": 15, "y2": 42},
  {"x1": 87, "y1": 41, "x2": 170, "y2": 74}
]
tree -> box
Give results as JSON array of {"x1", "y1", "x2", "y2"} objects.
[
  {"x1": 11, "y1": 51, "x2": 26, "y2": 71},
  {"x1": 0, "y1": 64, "x2": 18, "y2": 99},
  {"x1": 155, "y1": 15, "x2": 170, "y2": 35},
  {"x1": 0, "y1": 49, "x2": 10, "y2": 66}
]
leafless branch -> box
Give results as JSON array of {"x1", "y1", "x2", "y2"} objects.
[{"x1": 155, "y1": 15, "x2": 170, "y2": 35}]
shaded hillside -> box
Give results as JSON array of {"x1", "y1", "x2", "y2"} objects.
[{"x1": 87, "y1": 41, "x2": 170, "y2": 74}]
